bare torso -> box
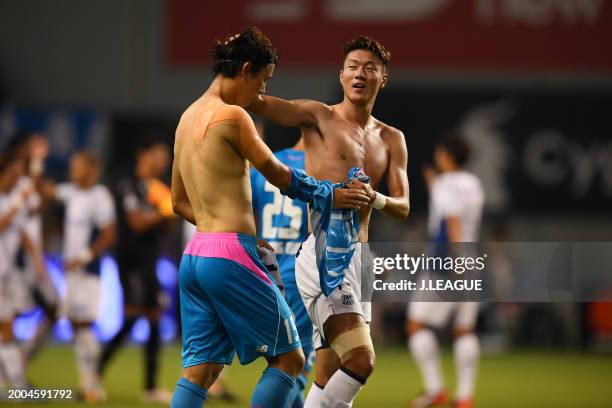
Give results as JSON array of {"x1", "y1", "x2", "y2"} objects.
[
  {"x1": 174, "y1": 95, "x2": 256, "y2": 235},
  {"x1": 302, "y1": 104, "x2": 394, "y2": 241}
]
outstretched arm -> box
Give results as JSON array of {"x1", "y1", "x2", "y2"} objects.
[
  {"x1": 248, "y1": 95, "x2": 330, "y2": 128},
  {"x1": 232, "y1": 106, "x2": 369, "y2": 208}
]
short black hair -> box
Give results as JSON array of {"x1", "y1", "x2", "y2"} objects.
[
  {"x1": 211, "y1": 26, "x2": 278, "y2": 78},
  {"x1": 438, "y1": 133, "x2": 470, "y2": 166},
  {"x1": 344, "y1": 36, "x2": 391, "y2": 72}
]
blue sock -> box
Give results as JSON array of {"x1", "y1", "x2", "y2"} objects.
[
  {"x1": 288, "y1": 372, "x2": 307, "y2": 408},
  {"x1": 171, "y1": 377, "x2": 208, "y2": 408},
  {"x1": 251, "y1": 367, "x2": 296, "y2": 408}
]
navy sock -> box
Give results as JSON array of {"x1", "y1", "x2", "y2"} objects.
[
  {"x1": 171, "y1": 377, "x2": 208, "y2": 408},
  {"x1": 145, "y1": 319, "x2": 160, "y2": 390},
  {"x1": 251, "y1": 367, "x2": 296, "y2": 408}
]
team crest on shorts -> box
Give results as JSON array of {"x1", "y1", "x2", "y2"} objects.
[
  {"x1": 341, "y1": 292, "x2": 354, "y2": 305},
  {"x1": 256, "y1": 344, "x2": 269, "y2": 353}
]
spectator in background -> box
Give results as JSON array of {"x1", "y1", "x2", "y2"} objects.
[
  {"x1": 0, "y1": 152, "x2": 45, "y2": 392},
  {"x1": 98, "y1": 139, "x2": 173, "y2": 404},
  {"x1": 407, "y1": 134, "x2": 484, "y2": 408},
  {"x1": 5, "y1": 132, "x2": 60, "y2": 362},
  {"x1": 41, "y1": 151, "x2": 117, "y2": 403}
]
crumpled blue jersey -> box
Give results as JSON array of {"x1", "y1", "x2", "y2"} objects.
[{"x1": 310, "y1": 167, "x2": 371, "y2": 296}]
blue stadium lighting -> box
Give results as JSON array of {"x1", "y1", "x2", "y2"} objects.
[{"x1": 14, "y1": 255, "x2": 179, "y2": 343}]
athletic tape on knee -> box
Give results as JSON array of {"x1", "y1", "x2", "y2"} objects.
[{"x1": 330, "y1": 324, "x2": 373, "y2": 359}]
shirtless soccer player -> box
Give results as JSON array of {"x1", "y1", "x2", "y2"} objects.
[
  {"x1": 249, "y1": 36, "x2": 410, "y2": 407},
  {"x1": 169, "y1": 27, "x2": 362, "y2": 408}
]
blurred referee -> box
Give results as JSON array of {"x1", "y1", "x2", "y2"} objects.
[{"x1": 98, "y1": 139, "x2": 173, "y2": 403}]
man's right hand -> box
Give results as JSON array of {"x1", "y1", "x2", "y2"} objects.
[{"x1": 332, "y1": 187, "x2": 370, "y2": 210}]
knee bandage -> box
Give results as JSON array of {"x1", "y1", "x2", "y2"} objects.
[{"x1": 330, "y1": 323, "x2": 373, "y2": 359}]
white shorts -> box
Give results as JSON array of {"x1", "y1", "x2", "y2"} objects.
[
  {"x1": 295, "y1": 234, "x2": 372, "y2": 349},
  {"x1": 62, "y1": 271, "x2": 101, "y2": 322},
  {"x1": 409, "y1": 301, "x2": 479, "y2": 329},
  {"x1": 0, "y1": 274, "x2": 17, "y2": 322}
]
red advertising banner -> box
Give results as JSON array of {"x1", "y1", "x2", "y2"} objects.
[{"x1": 166, "y1": 0, "x2": 612, "y2": 72}]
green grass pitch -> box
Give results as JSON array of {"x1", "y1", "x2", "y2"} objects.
[{"x1": 13, "y1": 345, "x2": 612, "y2": 407}]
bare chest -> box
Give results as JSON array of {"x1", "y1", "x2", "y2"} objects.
[{"x1": 304, "y1": 120, "x2": 389, "y2": 187}]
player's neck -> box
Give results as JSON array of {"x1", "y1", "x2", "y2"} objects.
[
  {"x1": 75, "y1": 180, "x2": 95, "y2": 190},
  {"x1": 207, "y1": 76, "x2": 241, "y2": 106},
  {"x1": 337, "y1": 98, "x2": 374, "y2": 128},
  {"x1": 440, "y1": 164, "x2": 461, "y2": 173}
]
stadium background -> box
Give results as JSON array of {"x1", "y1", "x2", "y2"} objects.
[{"x1": 1, "y1": 0, "x2": 611, "y2": 406}]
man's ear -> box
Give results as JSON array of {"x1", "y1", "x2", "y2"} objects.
[
  {"x1": 381, "y1": 72, "x2": 389, "y2": 89},
  {"x1": 380, "y1": 72, "x2": 389, "y2": 88},
  {"x1": 241, "y1": 61, "x2": 253, "y2": 78},
  {"x1": 339, "y1": 69, "x2": 344, "y2": 82}
]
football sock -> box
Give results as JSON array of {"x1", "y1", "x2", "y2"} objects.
[
  {"x1": 145, "y1": 319, "x2": 160, "y2": 390},
  {"x1": 171, "y1": 377, "x2": 207, "y2": 408},
  {"x1": 288, "y1": 371, "x2": 308, "y2": 408},
  {"x1": 74, "y1": 327, "x2": 101, "y2": 392},
  {"x1": 320, "y1": 366, "x2": 365, "y2": 408},
  {"x1": 410, "y1": 329, "x2": 444, "y2": 395},
  {"x1": 303, "y1": 381, "x2": 324, "y2": 408},
  {"x1": 251, "y1": 367, "x2": 295, "y2": 408},
  {"x1": 454, "y1": 333, "x2": 480, "y2": 401}
]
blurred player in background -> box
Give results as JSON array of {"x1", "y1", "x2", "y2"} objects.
[
  {"x1": 97, "y1": 140, "x2": 173, "y2": 404},
  {"x1": 169, "y1": 26, "x2": 344, "y2": 408},
  {"x1": 407, "y1": 134, "x2": 484, "y2": 408},
  {"x1": 6, "y1": 133, "x2": 60, "y2": 362},
  {"x1": 0, "y1": 152, "x2": 46, "y2": 392},
  {"x1": 251, "y1": 136, "x2": 313, "y2": 407},
  {"x1": 42, "y1": 151, "x2": 117, "y2": 403},
  {"x1": 249, "y1": 36, "x2": 410, "y2": 407}
]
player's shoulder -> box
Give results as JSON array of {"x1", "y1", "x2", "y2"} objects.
[
  {"x1": 440, "y1": 171, "x2": 481, "y2": 190},
  {"x1": 373, "y1": 117, "x2": 405, "y2": 142},
  {"x1": 381, "y1": 121, "x2": 404, "y2": 139},
  {"x1": 217, "y1": 104, "x2": 251, "y2": 122},
  {"x1": 92, "y1": 184, "x2": 112, "y2": 197},
  {"x1": 462, "y1": 171, "x2": 484, "y2": 192}
]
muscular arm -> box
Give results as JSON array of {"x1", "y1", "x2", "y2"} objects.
[
  {"x1": 239, "y1": 132, "x2": 292, "y2": 192},
  {"x1": 248, "y1": 95, "x2": 329, "y2": 128},
  {"x1": 171, "y1": 158, "x2": 195, "y2": 225},
  {"x1": 380, "y1": 129, "x2": 410, "y2": 220}
]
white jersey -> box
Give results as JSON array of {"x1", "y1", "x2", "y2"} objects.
[
  {"x1": 428, "y1": 171, "x2": 484, "y2": 243},
  {"x1": 56, "y1": 183, "x2": 116, "y2": 261},
  {"x1": 0, "y1": 187, "x2": 28, "y2": 277}
]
